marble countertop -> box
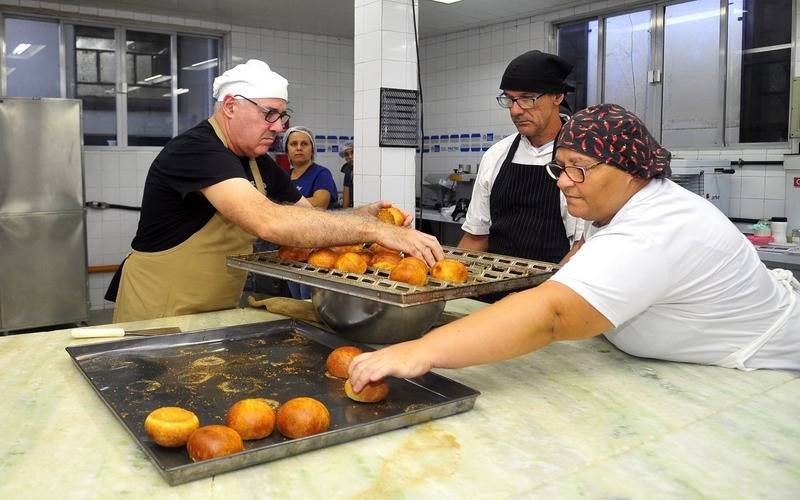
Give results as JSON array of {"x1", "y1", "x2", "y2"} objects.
[{"x1": 0, "y1": 299, "x2": 798, "y2": 498}]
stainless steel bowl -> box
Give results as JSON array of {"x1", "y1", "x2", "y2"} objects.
[{"x1": 311, "y1": 288, "x2": 445, "y2": 344}]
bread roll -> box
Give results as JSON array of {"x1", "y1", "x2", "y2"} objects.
[
  {"x1": 307, "y1": 248, "x2": 339, "y2": 269},
  {"x1": 377, "y1": 207, "x2": 404, "y2": 225},
  {"x1": 277, "y1": 246, "x2": 314, "y2": 262},
  {"x1": 144, "y1": 406, "x2": 200, "y2": 447},
  {"x1": 368, "y1": 242, "x2": 400, "y2": 255},
  {"x1": 431, "y1": 259, "x2": 468, "y2": 284},
  {"x1": 326, "y1": 346, "x2": 363, "y2": 379},
  {"x1": 344, "y1": 379, "x2": 389, "y2": 403},
  {"x1": 334, "y1": 252, "x2": 368, "y2": 274},
  {"x1": 225, "y1": 398, "x2": 276, "y2": 440},
  {"x1": 186, "y1": 425, "x2": 244, "y2": 462},
  {"x1": 389, "y1": 256, "x2": 429, "y2": 286},
  {"x1": 276, "y1": 397, "x2": 331, "y2": 439},
  {"x1": 330, "y1": 244, "x2": 364, "y2": 254},
  {"x1": 370, "y1": 251, "x2": 402, "y2": 272}
]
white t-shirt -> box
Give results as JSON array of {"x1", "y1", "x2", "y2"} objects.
[
  {"x1": 551, "y1": 179, "x2": 800, "y2": 371},
  {"x1": 461, "y1": 133, "x2": 586, "y2": 245}
]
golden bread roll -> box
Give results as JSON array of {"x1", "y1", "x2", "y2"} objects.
[
  {"x1": 376, "y1": 207, "x2": 404, "y2": 225},
  {"x1": 330, "y1": 244, "x2": 364, "y2": 254},
  {"x1": 368, "y1": 242, "x2": 400, "y2": 254},
  {"x1": 334, "y1": 252, "x2": 368, "y2": 274},
  {"x1": 326, "y1": 346, "x2": 363, "y2": 379},
  {"x1": 431, "y1": 259, "x2": 468, "y2": 284},
  {"x1": 186, "y1": 425, "x2": 244, "y2": 462},
  {"x1": 144, "y1": 406, "x2": 200, "y2": 448},
  {"x1": 277, "y1": 246, "x2": 314, "y2": 262},
  {"x1": 389, "y1": 256, "x2": 429, "y2": 286},
  {"x1": 276, "y1": 397, "x2": 331, "y2": 439},
  {"x1": 225, "y1": 398, "x2": 276, "y2": 440},
  {"x1": 307, "y1": 248, "x2": 339, "y2": 269},
  {"x1": 356, "y1": 250, "x2": 374, "y2": 263},
  {"x1": 344, "y1": 379, "x2": 389, "y2": 403},
  {"x1": 370, "y1": 251, "x2": 403, "y2": 272}
]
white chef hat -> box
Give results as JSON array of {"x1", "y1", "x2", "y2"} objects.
[{"x1": 212, "y1": 59, "x2": 288, "y2": 102}]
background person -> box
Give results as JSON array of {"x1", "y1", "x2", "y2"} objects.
[
  {"x1": 349, "y1": 104, "x2": 800, "y2": 392},
  {"x1": 109, "y1": 59, "x2": 443, "y2": 322},
  {"x1": 285, "y1": 126, "x2": 338, "y2": 209},
  {"x1": 283, "y1": 126, "x2": 337, "y2": 298},
  {"x1": 460, "y1": 50, "x2": 586, "y2": 272},
  {"x1": 340, "y1": 141, "x2": 354, "y2": 209}
]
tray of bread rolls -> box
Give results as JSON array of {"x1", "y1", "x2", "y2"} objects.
[
  {"x1": 66, "y1": 320, "x2": 479, "y2": 485},
  {"x1": 227, "y1": 245, "x2": 558, "y2": 307}
]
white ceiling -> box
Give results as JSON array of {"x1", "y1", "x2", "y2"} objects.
[{"x1": 53, "y1": 0, "x2": 597, "y2": 38}]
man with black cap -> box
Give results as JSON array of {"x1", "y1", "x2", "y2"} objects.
[{"x1": 459, "y1": 50, "x2": 585, "y2": 275}]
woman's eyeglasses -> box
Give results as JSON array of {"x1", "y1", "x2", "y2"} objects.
[
  {"x1": 235, "y1": 94, "x2": 292, "y2": 125},
  {"x1": 545, "y1": 160, "x2": 603, "y2": 183}
]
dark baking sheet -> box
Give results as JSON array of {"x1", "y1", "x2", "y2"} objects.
[{"x1": 65, "y1": 320, "x2": 479, "y2": 485}]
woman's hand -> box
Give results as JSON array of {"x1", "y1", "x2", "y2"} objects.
[
  {"x1": 354, "y1": 200, "x2": 413, "y2": 227},
  {"x1": 347, "y1": 340, "x2": 433, "y2": 393}
]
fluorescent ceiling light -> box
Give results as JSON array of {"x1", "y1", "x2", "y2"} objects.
[
  {"x1": 430, "y1": 0, "x2": 462, "y2": 4},
  {"x1": 8, "y1": 43, "x2": 46, "y2": 59},
  {"x1": 12, "y1": 43, "x2": 31, "y2": 55},
  {"x1": 162, "y1": 88, "x2": 190, "y2": 97},
  {"x1": 139, "y1": 74, "x2": 172, "y2": 85},
  {"x1": 181, "y1": 58, "x2": 219, "y2": 71}
]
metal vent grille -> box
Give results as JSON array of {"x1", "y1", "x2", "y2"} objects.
[
  {"x1": 379, "y1": 87, "x2": 418, "y2": 147},
  {"x1": 672, "y1": 171, "x2": 704, "y2": 196}
]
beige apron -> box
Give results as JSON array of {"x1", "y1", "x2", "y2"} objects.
[{"x1": 113, "y1": 117, "x2": 265, "y2": 322}]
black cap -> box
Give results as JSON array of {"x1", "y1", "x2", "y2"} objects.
[{"x1": 500, "y1": 50, "x2": 575, "y2": 94}]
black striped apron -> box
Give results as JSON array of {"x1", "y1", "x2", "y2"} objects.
[{"x1": 481, "y1": 134, "x2": 569, "y2": 302}]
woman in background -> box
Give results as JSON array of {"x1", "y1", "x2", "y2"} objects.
[
  {"x1": 285, "y1": 126, "x2": 338, "y2": 209},
  {"x1": 283, "y1": 126, "x2": 338, "y2": 299}
]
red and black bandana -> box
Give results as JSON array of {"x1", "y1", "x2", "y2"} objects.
[{"x1": 556, "y1": 103, "x2": 671, "y2": 179}]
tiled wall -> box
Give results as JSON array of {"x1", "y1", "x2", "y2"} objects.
[
  {"x1": 353, "y1": 0, "x2": 419, "y2": 217},
  {"x1": 0, "y1": 0, "x2": 354, "y2": 310},
  {"x1": 417, "y1": 0, "x2": 798, "y2": 220}
]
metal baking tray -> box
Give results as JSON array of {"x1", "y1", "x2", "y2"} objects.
[
  {"x1": 65, "y1": 320, "x2": 479, "y2": 485},
  {"x1": 227, "y1": 245, "x2": 558, "y2": 306}
]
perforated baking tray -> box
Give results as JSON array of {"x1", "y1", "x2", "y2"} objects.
[
  {"x1": 66, "y1": 320, "x2": 479, "y2": 485},
  {"x1": 227, "y1": 245, "x2": 557, "y2": 306}
]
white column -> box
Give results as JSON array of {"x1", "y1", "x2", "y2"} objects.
[{"x1": 353, "y1": 0, "x2": 419, "y2": 217}]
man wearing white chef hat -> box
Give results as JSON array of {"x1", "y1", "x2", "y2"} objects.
[{"x1": 109, "y1": 59, "x2": 443, "y2": 322}]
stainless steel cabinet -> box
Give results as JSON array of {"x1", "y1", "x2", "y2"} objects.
[{"x1": 0, "y1": 97, "x2": 88, "y2": 332}]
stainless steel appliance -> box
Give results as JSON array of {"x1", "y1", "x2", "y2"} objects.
[
  {"x1": 227, "y1": 246, "x2": 557, "y2": 343},
  {"x1": 0, "y1": 97, "x2": 88, "y2": 332},
  {"x1": 670, "y1": 159, "x2": 734, "y2": 216}
]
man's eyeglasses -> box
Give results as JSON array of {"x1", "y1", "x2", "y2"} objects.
[
  {"x1": 496, "y1": 93, "x2": 545, "y2": 109},
  {"x1": 545, "y1": 160, "x2": 603, "y2": 183},
  {"x1": 235, "y1": 94, "x2": 292, "y2": 125}
]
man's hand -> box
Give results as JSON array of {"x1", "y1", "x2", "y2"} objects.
[
  {"x1": 354, "y1": 200, "x2": 413, "y2": 227},
  {"x1": 375, "y1": 224, "x2": 444, "y2": 266},
  {"x1": 348, "y1": 340, "x2": 432, "y2": 393}
]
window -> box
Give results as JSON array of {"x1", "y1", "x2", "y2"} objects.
[
  {"x1": 177, "y1": 36, "x2": 219, "y2": 133},
  {"x1": 126, "y1": 30, "x2": 172, "y2": 146},
  {"x1": 65, "y1": 25, "x2": 117, "y2": 146},
  {"x1": 0, "y1": 15, "x2": 220, "y2": 147},
  {"x1": 3, "y1": 17, "x2": 60, "y2": 98},
  {"x1": 556, "y1": 0, "x2": 793, "y2": 146},
  {"x1": 557, "y1": 20, "x2": 598, "y2": 112}
]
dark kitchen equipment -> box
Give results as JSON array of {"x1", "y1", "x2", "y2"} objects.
[{"x1": 65, "y1": 320, "x2": 480, "y2": 485}]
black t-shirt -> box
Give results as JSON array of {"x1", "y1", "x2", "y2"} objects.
[{"x1": 131, "y1": 120, "x2": 301, "y2": 252}]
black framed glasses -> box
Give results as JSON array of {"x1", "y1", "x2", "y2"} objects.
[
  {"x1": 234, "y1": 94, "x2": 292, "y2": 125},
  {"x1": 496, "y1": 93, "x2": 545, "y2": 109},
  {"x1": 545, "y1": 160, "x2": 603, "y2": 183}
]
